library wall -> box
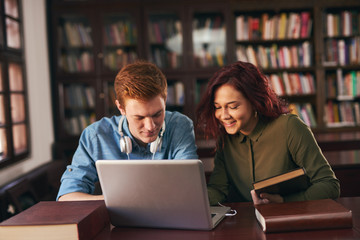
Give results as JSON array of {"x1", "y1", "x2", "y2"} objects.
[
  {"x1": 46, "y1": 0, "x2": 360, "y2": 162},
  {"x1": 0, "y1": 0, "x2": 53, "y2": 187}
]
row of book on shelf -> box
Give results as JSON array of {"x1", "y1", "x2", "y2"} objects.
[
  {"x1": 151, "y1": 48, "x2": 182, "y2": 69},
  {"x1": 59, "y1": 40, "x2": 315, "y2": 72},
  {"x1": 104, "y1": 49, "x2": 138, "y2": 71},
  {"x1": 326, "y1": 10, "x2": 360, "y2": 37},
  {"x1": 268, "y1": 72, "x2": 315, "y2": 97},
  {"x1": 63, "y1": 84, "x2": 95, "y2": 109},
  {"x1": 60, "y1": 21, "x2": 93, "y2": 47},
  {"x1": 236, "y1": 41, "x2": 312, "y2": 70},
  {"x1": 166, "y1": 82, "x2": 185, "y2": 106},
  {"x1": 289, "y1": 103, "x2": 317, "y2": 128},
  {"x1": 149, "y1": 19, "x2": 182, "y2": 44},
  {"x1": 64, "y1": 113, "x2": 96, "y2": 135},
  {"x1": 193, "y1": 15, "x2": 224, "y2": 33},
  {"x1": 325, "y1": 101, "x2": 360, "y2": 127},
  {"x1": 194, "y1": 47, "x2": 225, "y2": 67},
  {"x1": 103, "y1": 19, "x2": 137, "y2": 46},
  {"x1": 59, "y1": 51, "x2": 94, "y2": 73},
  {"x1": 57, "y1": 11, "x2": 359, "y2": 72},
  {"x1": 192, "y1": 16, "x2": 226, "y2": 68},
  {"x1": 235, "y1": 11, "x2": 312, "y2": 41},
  {"x1": 325, "y1": 68, "x2": 360, "y2": 127},
  {"x1": 324, "y1": 37, "x2": 360, "y2": 66},
  {"x1": 326, "y1": 69, "x2": 360, "y2": 99},
  {"x1": 193, "y1": 16, "x2": 225, "y2": 44}
]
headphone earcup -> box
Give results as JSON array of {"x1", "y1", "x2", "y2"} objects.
[
  {"x1": 120, "y1": 136, "x2": 132, "y2": 154},
  {"x1": 150, "y1": 136, "x2": 162, "y2": 154}
]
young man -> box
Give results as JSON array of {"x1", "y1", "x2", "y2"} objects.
[{"x1": 57, "y1": 61, "x2": 198, "y2": 201}]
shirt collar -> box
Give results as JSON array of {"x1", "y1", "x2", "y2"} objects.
[{"x1": 238, "y1": 118, "x2": 266, "y2": 143}]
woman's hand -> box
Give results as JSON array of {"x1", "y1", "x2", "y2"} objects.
[{"x1": 250, "y1": 189, "x2": 284, "y2": 205}]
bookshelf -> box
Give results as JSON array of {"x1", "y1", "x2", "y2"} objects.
[
  {"x1": 323, "y1": 8, "x2": 360, "y2": 128},
  {"x1": 102, "y1": 13, "x2": 139, "y2": 72},
  {"x1": 146, "y1": 12, "x2": 183, "y2": 69},
  {"x1": 234, "y1": 8, "x2": 317, "y2": 127},
  {"x1": 192, "y1": 12, "x2": 226, "y2": 68},
  {"x1": 57, "y1": 15, "x2": 94, "y2": 73},
  {"x1": 47, "y1": 0, "x2": 360, "y2": 161}
]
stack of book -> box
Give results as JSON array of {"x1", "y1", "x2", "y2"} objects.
[{"x1": 0, "y1": 200, "x2": 110, "y2": 240}]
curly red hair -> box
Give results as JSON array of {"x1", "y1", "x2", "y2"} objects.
[{"x1": 196, "y1": 61, "x2": 288, "y2": 141}]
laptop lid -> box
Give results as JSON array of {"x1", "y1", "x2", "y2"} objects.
[{"x1": 96, "y1": 159, "x2": 229, "y2": 230}]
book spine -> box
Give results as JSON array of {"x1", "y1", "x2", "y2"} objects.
[
  {"x1": 264, "y1": 212, "x2": 353, "y2": 233},
  {"x1": 77, "y1": 202, "x2": 110, "y2": 240}
]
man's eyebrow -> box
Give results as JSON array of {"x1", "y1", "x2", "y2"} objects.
[{"x1": 151, "y1": 109, "x2": 163, "y2": 117}]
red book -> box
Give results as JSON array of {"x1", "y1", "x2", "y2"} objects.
[
  {"x1": 254, "y1": 199, "x2": 353, "y2": 233},
  {"x1": 0, "y1": 200, "x2": 109, "y2": 240},
  {"x1": 251, "y1": 17, "x2": 260, "y2": 39},
  {"x1": 300, "y1": 11, "x2": 310, "y2": 38}
]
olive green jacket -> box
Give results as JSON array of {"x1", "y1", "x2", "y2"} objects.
[{"x1": 207, "y1": 114, "x2": 340, "y2": 205}]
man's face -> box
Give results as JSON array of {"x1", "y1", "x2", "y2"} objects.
[{"x1": 116, "y1": 95, "x2": 166, "y2": 147}]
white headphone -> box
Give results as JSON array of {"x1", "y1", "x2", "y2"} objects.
[{"x1": 118, "y1": 115, "x2": 166, "y2": 156}]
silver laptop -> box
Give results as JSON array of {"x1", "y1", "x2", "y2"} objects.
[{"x1": 96, "y1": 159, "x2": 230, "y2": 230}]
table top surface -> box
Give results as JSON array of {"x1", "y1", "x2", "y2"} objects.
[{"x1": 94, "y1": 197, "x2": 360, "y2": 240}]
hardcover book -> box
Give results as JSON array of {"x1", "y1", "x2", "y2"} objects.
[
  {"x1": 0, "y1": 200, "x2": 109, "y2": 240},
  {"x1": 254, "y1": 199, "x2": 353, "y2": 233},
  {"x1": 253, "y1": 167, "x2": 310, "y2": 197}
]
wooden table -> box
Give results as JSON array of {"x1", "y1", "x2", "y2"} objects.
[
  {"x1": 94, "y1": 197, "x2": 360, "y2": 240},
  {"x1": 323, "y1": 150, "x2": 360, "y2": 197}
]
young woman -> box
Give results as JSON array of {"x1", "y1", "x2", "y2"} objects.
[{"x1": 196, "y1": 61, "x2": 339, "y2": 205}]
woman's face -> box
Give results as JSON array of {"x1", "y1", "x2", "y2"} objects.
[{"x1": 214, "y1": 84, "x2": 258, "y2": 135}]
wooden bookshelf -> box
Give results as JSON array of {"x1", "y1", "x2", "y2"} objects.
[
  {"x1": 234, "y1": 7, "x2": 317, "y2": 128},
  {"x1": 47, "y1": 0, "x2": 360, "y2": 161},
  {"x1": 323, "y1": 7, "x2": 360, "y2": 128}
]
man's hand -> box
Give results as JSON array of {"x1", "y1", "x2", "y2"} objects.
[{"x1": 250, "y1": 189, "x2": 284, "y2": 205}]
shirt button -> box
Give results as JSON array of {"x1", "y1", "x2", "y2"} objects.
[{"x1": 68, "y1": 168, "x2": 72, "y2": 172}]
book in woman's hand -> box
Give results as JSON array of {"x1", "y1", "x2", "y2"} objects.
[{"x1": 253, "y1": 167, "x2": 310, "y2": 197}]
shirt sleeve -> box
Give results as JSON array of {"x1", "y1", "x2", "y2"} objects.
[
  {"x1": 284, "y1": 115, "x2": 340, "y2": 202},
  {"x1": 167, "y1": 113, "x2": 198, "y2": 160},
  {"x1": 207, "y1": 149, "x2": 230, "y2": 205},
  {"x1": 56, "y1": 128, "x2": 99, "y2": 200}
]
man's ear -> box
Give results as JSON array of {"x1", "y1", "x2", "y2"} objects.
[{"x1": 115, "y1": 100, "x2": 126, "y2": 115}]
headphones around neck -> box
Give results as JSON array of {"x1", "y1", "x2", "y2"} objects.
[{"x1": 118, "y1": 115, "x2": 166, "y2": 155}]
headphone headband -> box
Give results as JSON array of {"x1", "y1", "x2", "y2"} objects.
[{"x1": 118, "y1": 115, "x2": 125, "y2": 137}]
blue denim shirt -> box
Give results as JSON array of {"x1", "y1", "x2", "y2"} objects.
[{"x1": 57, "y1": 111, "x2": 198, "y2": 200}]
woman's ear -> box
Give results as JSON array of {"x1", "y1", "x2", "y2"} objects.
[{"x1": 115, "y1": 100, "x2": 126, "y2": 115}]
